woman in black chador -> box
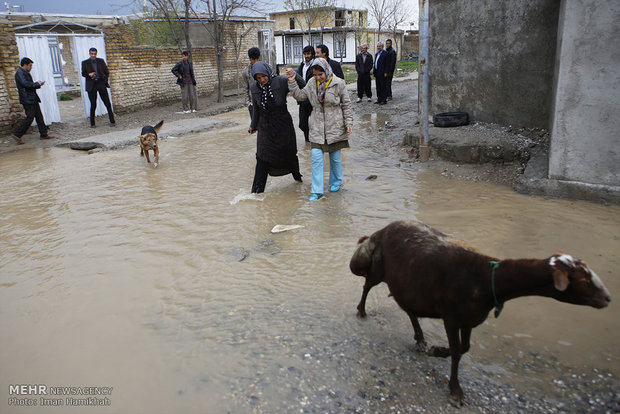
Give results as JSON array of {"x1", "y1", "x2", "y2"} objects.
[{"x1": 248, "y1": 62, "x2": 304, "y2": 193}]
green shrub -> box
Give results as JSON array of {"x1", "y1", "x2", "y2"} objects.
[{"x1": 59, "y1": 94, "x2": 73, "y2": 101}]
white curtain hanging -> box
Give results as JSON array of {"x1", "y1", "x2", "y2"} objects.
[
  {"x1": 15, "y1": 35, "x2": 61, "y2": 124},
  {"x1": 71, "y1": 35, "x2": 111, "y2": 118}
]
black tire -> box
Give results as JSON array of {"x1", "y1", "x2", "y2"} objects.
[{"x1": 433, "y1": 112, "x2": 469, "y2": 128}]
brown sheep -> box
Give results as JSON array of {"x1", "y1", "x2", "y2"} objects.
[{"x1": 349, "y1": 221, "x2": 611, "y2": 407}]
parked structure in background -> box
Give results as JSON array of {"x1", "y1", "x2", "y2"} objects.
[{"x1": 270, "y1": 6, "x2": 403, "y2": 66}]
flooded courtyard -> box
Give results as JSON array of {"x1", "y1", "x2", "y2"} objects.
[{"x1": 1, "y1": 82, "x2": 618, "y2": 413}]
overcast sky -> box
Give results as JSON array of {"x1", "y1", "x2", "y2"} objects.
[
  {"x1": 8, "y1": 0, "x2": 417, "y2": 28},
  {"x1": 9, "y1": 0, "x2": 285, "y2": 15}
]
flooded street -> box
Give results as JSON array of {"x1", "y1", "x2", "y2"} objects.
[{"x1": 1, "y1": 81, "x2": 618, "y2": 413}]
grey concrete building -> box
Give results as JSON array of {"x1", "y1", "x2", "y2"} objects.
[{"x1": 428, "y1": 0, "x2": 619, "y2": 203}]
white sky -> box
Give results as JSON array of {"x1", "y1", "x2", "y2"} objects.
[{"x1": 6, "y1": 0, "x2": 418, "y2": 29}]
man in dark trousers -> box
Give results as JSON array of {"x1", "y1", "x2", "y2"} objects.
[
  {"x1": 81, "y1": 47, "x2": 115, "y2": 128},
  {"x1": 355, "y1": 43, "x2": 373, "y2": 103},
  {"x1": 373, "y1": 41, "x2": 389, "y2": 105},
  {"x1": 12, "y1": 57, "x2": 53, "y2": 144},
  {"x1": 171, "y1": 51, "x2": 198, "y2": 113},
  {"x1": 315, "y1": 44, "x2": 345, "y2": 79},
  {"x1": 295, "y1": 45, "x2": 315, "y2": 142},
  {"x1": 385, "y1": 39, "x2": 397, "y2": 101}
]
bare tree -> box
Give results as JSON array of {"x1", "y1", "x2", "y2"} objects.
[
  {"x1": 141, "y1": 0, "x2": 193, "y2": 53},
  {"x1": 196, "y1": 0, "x2": 265, "y2": 102},
  {"x1": 229, "y1": 21, "x2": 256, "y2": 98},
  {"x1": 283, "y1": 0, "x2": 335, "y2": 45},
  {"x1": 366, "y1": 0, "x2": 396, "y2": 33},
  {"x1": 385, "y1": 0, "x2": 411, "y2": 55}
]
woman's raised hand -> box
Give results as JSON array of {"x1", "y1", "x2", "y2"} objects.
[{"x1": 285, "y1": 68, "x2": 296, "y2": 81}]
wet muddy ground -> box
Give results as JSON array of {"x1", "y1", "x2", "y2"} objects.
[{"x1": 0, "y1": 78, "x2": 618, "y2": 414}]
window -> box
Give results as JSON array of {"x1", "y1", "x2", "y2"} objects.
[
  {"x1": 311, "y1": 34, "x2": 323, "y2": 49},
  {"x1": 333, "y1": 32, "x2": 346, "y2": 59},
  {"x1": 292, "y1": 36, "x2": 303, "y2": 62},
  {"x1": 335, "y1": 10, "x2": 345, "y2": 27},
  {"x1": 290, "y1": 18, "x2": 295, "y2": 30}
]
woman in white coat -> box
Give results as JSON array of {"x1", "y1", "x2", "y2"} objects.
[{"x1": 286, "y1": 58, "x2": 353, "y2": 201}]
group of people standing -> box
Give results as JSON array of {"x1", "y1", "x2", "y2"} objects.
[
  {"x1": 243, "y1": 45, "x2": 352, "y2": 201},
  {"x1": 12, "y1": 47, "x2": 116, "y2": 144},
  {"x1": 355, "y1": 39, "x2": 397, "y2": 105},
  {"x1": 11, "y1": 47, "x2": 199, "y2": 145}
]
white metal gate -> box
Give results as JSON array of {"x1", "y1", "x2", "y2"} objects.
[{"x1": 15, "y1": 21, "x2": 110, "y2": 122}]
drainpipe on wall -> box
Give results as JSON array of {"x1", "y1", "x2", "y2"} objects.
[{"x1": 418, "y1": 0, "x2": 430, "y2": 161}]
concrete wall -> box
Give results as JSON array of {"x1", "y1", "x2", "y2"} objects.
[
  {"x1": 548, "y1": 0, "x2": 620, "y2": 186},
  {"x1": 428, "y1": 0, "x2": 560, "y2": 128}
]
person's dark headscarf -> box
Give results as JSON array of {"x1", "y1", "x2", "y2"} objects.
[{"x1": 252, "y1": 61, "x2": 275, "y2": 110}]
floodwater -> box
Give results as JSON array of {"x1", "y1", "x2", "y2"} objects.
[{"x1": 1, "y1": 95, "x2": 618, "y2": 413}]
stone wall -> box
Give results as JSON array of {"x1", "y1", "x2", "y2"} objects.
[
  {"x1": 103, "y1": 23, "x2": 256, "y2": 113},
  {"x1": 0, "y1": 20, "x2": 21, "y2": 129}
]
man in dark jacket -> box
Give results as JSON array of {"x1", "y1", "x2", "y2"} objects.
[
  {"x1": 373, "y1": 41, "x2": 389, "y2": 105},
  {"x1": 315, "y1": 44, "x2": 345, "y2": 79},
  {"x1": 81, "y1": 47, "x2": 115, "y2": 128},
  {"x1": 355, "y1": 44, "x2": 373, "y2": 102},
  {"x1": 12, "y1": 57, "x2": 52, "y2": 144},
  {"x1": 171, "y1": 51, "x2": 198, "y2": 113},
  {"x1": 295, "y1": 45, "x2": 315, "y2": 142},
  {"x1": 385, "y1": 39, "x2": 397, "y2": 101}
]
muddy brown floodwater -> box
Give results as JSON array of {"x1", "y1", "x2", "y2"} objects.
[{"x1": 1, "y1": 81, "x2": 618, "y2": 414}]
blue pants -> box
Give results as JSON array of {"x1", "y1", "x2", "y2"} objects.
[{"x1": 311, "y1": 148, "x2": 343, "y2": 195}]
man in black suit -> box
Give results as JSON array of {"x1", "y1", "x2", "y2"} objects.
[
  {"x1": 355, "y1": 44, "x2": 373, "y2": 103},
  {"x1": 296, "y1": 45, "x2": 315, "y2": 142},
  {"x1": 385, "y1": 39, "x2": 397, "y2": 101},
  {"x1": 81, "y1": 47, "x2": 115, "y2": 128},
  {"x1": 373, "y1": 41, "x2": 389, "y2": 105},
  {"x1": 12, "y1": 57, "x2": 53, "y2": 144},
  {"x1": 315, "y1": 44, "x2": 345, "y2": 79}
]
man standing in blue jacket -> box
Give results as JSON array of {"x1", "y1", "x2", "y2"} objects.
[{"x1": 12, "y1": 57, "x2": 53, "y2": 144}]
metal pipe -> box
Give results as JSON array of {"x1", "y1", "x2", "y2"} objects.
[{"x1": 418, "y1": 0, "x2": 430, "y2": 161}]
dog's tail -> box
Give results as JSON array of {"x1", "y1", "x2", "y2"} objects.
[{"x1": 154, "y1": 120, "x2": 164, "y2": 133}]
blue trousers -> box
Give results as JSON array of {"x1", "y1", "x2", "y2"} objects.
[{"x1": 311, "y1": 148, "x2": 343, "y2": 195}]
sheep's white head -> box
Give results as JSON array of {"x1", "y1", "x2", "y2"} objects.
[{"x1": 549, "y1": 253, "x2": 611, "y2": 308}]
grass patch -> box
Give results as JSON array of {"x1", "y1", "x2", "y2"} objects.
[{"x1": 59, "y1": 94, "x2": 73, "y2": 101}]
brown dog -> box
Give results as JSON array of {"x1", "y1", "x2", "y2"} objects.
[{"x1": 139, "y1": 120, "x2": 164, "y2": 167}]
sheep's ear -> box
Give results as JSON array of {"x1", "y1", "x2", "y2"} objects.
[{"x1": 552, "y1": 268, "x2": 569, "y2": 291}]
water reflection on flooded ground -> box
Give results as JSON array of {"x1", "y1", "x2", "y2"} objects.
[{"x1": 0, "y1": 90, "x2": 618, "y2": 413}]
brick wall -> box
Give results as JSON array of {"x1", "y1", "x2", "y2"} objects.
[
  {"x1": 0, "y1": 20, "x2": 21, "y2": 129},
  {"x1": 104, "y1": 23, "x2": 257, "y2": 113}
]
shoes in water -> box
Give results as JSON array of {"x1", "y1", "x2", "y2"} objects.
[{"x1": 308, "y1": 193, "x2": 322, "y2": 201}]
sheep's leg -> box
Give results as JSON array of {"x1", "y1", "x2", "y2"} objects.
[
  {"x1": 356, "y1": 283, "x2": 373, "y2": 318},
  {"x1": 445, "y1": 322, "x2": 465, "y2": 407},
  {"x1": 407, "y1": 313, "x2": 427, "y2": 352},
  {"x1": 460, "y1": 327, "x2": 472, "y2": 354}
]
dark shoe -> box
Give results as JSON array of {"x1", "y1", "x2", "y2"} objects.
[
  {"x1": 378, "y1": 101, "x2": 387, "y2": 105},
  {"x1": 12, "y1": 134, "x2": 24, "y2": 144},
  {"x1": 90, "y1": 124, "x2": 96, "y2": 128},
  {"x1": 40, "y1": 135, "x2": 54, "y2": 140},
  {"x1": 374, "y1": 101, "x2": 380, "y2": 104}
]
